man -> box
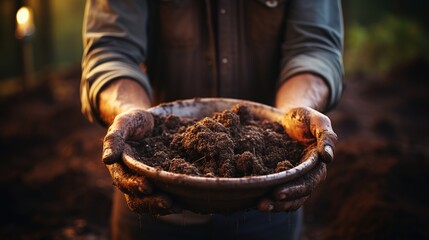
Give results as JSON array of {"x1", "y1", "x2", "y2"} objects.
[{"x1": 81, "y1": 0, "x2": 343, "y2": 239}]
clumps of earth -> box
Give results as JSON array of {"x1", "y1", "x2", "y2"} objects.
[{"x1": 132, "y1": 104, "x2": 306, "y2": 178}]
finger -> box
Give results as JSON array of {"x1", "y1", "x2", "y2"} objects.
[
  {"x1": 102, "y1": 113, "x2": 133, "y2": 164},
  {"x1": 102, "y1": 110, "x2": 154, "y2": 164},
  {"x1": 273, "y1": 181, "x2": 308, "y2": 201},
  {"x1": 310, "y1": 115, "x2": 338, "y2": 163},
  {"x1": 317, "y1": 131, "x2": 337, "y2": 163},
  {"x1": 107, "y1": 163, "x2": 153, "y2": 195},
  {"x1": 257, "y1": 196, "x2": 308, "y2": 212},
  {"x1": 103, "y1": 128, "x2": 126, "y2": 164},
  {"x1": 257, "y1": 198, "x2": 275, "y2": 212},
  {"x1": 272, "y1": 196, "x2": 309, "y2": 212},
  {"x1": 302, "y1": 161, "x2": 327, "y2": 188},
  {"x1": 124, "y1": 193, "x2": 173, "y2": 215},
  {"x1": 273, "y1": 161, "x2": 327, "y2": 201}
]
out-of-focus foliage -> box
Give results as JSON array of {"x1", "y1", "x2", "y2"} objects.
[
  {"x1": 344, "y1": 15, "x2": 429, "y2": 75},
  {"x1": 51, "y1": 0, "x2": 85, "y2": 69}
]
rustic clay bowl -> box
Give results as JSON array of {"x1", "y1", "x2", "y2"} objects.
[{"x1": 122, "y1": 98, "x2": 319, "y2": 214}]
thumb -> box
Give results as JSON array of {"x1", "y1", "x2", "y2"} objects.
[
  {"x1": 102, "y1": 109, "x2": 154, "y2": 164},
  {"x1": 103, "y1": 126, "x2": 126, "y2": 164},
  {"x1": 310, "y1": 115, "x2": 337, "y2": 163}
]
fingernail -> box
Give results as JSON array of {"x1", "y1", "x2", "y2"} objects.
[
  {"x1": 103, "y1": 148, "x2": 113, "y2": 160},
  {"x1": 324, "y1": 145, "x2": 334, "y2": 160},
  {"x1": 279, "y1": 194, "x2": 286, "y2": 200},
  {"x1": 267, "y1": 204, "x2": 274, "y2": 212}
]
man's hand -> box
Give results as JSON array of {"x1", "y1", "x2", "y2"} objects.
[
  {"x1": 103, "y1": 108, "x2": 174, "y2": 215},
  {"x1": 258, "y1": 107, "x2": 336, "y2": 212},
  {"x1": 97, "y1": 79, "x2": 175, "y2": 215},
  {"x1": 258, "y1": 160, "x2": 326, "y2": 212},
  {"x1": 281, "y1": 107, "x2": 337, "y2": 163},
  {"x1": 102, "y1": 109, "x2": 154, "y2": 164},
  {"x1": 106, "y1": 162, "x2": 173, "y2": 215},
  {"x1": 258, "y1": 73, "x2": 337, "y2": 212}
]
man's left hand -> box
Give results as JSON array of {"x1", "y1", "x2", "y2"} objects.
[
  {"x1": 280, "y1": 107, "x2": 337, "y2": 163},
  {"x1": 258, "y1": 160, "x2": 326, "y2": 212},
  {"x1": 257, "y1": 106, "x2": 336, "y2": 212}
]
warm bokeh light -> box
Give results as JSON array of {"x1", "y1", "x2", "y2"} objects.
[
  {"x1": 15, "y1": 6, "x2": 35, "y2": 39},
  {"x1": 16, "y1": 7, "x2": 31, "y2": 25}
]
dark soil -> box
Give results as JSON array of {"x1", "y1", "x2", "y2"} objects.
[
  {"x1": 133, "y1": 105, "x2": 305, "y2": 177},
  {"x1": 0, "y1": 68, "x2": 111, "y2": 239},
  {"x1": 304, "y1": 58, "x2": 429, "y2": 239}
]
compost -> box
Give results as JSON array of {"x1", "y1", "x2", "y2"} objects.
[{"x1": 132, "y1": 104, "x2": 306, "y2": 177}]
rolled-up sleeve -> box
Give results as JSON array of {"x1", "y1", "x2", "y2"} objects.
[
  {"x1": 279, "y1": 0, "x2": 344, "y2": 111},
  {"x1": 80, "y1": 0, "x2": 152, "y2": 123}
]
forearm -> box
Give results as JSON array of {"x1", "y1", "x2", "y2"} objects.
[
  {"x1": 98, "y1": 79, "x2": 151, "y2": 126},
  {"x1": 275, "y1": 73, "x2": 329, "y2": 112}
]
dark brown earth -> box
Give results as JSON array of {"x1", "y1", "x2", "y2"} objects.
[
  {"x1": 304, "y1": 59, "x2": 429, "y2": 239},
  {"x1": 133, "y1": 105, "x2": 305, "y2": 177},
  {"x1": 1, "y1": 59, "x2": 428, "y2": 239}
]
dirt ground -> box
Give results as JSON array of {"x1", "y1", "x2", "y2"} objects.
[{"x1": 1, "y1": 59, "x2": 428, "y2": 239}]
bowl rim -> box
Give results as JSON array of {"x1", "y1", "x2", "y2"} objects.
[
  {"x1": 123, "y1": 148, "x2": 318, "y2": 189},
  {"x1": 122, "y1": 98, "x2": 319, "y2": 189}
]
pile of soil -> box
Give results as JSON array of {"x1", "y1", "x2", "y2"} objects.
[{"x1": 132, "y1": 104, "x2": 305, "y2": 177}]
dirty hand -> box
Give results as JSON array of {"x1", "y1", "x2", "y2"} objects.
[
  {"x1": 280, "y1": 107, "x2": 337, "y2": 163},
  {"x1": 257, "y1": 107, "x2": 335, "y2": 212},
  {"x1": 258, "y1": 160, "x2": 326, "y2": 212},
  {"x1": 260, "y1": 74, "x2": 335, "y2": 212},
  {"x1": 103, "y1": 108, "x2": 173, "y2": 215}
]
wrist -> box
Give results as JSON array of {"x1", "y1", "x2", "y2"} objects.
[
  {"x1": 98, "y1": 79, "x2": 151, "y2": 125},
  {"x1": 275, "y1": 73, "x2": 329, "y2": 112}
]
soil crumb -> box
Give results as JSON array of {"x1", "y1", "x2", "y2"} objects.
[{"x1": 132, "y1": 104, "x2": 306, "y2": 177}]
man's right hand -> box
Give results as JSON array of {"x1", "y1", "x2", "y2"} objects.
[
  {"x1": 102, "y1": 109, "x2": 154, "y2": 164},
  {"x1": 105, "y1": 162, "x2": 173, "y2": 215},
  {"x1": 100, "y1": 92, "x2": 174, "y2": 215},
  {"x1": 97, "y1": 79, "x2": 175, "y2": 215}
]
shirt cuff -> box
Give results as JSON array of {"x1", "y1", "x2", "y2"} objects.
[
  {"x1": 80, "y1": 61, "x2": 152, "y2": 125},
  {"x1": 278, "y1": 53, "x2": 343, "y2": 112}
]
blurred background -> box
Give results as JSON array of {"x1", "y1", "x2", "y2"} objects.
[{"x1": 1, "y1": 0, "x2": 428, "y2": 239}]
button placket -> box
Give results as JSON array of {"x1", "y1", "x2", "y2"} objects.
[{"x1": 217, "y1": 0, "x2": 239, "y2": 97}]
